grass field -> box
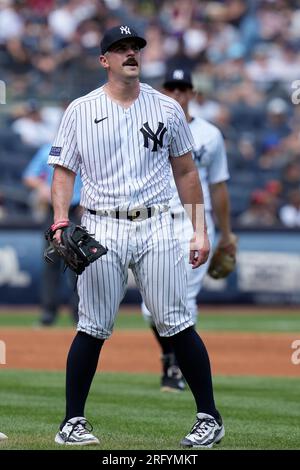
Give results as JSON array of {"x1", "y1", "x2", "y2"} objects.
[
  {"x1": 0, "y1": 307, "x2": 300, "y2": 451},
  {"x1": 0, "y1": 370, "x2": 299, "y2": 450},
  {"x1": 1, "y1": 307, "x2": 300, "y2": 332}
]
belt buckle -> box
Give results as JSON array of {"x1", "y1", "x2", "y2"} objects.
[
  {"x1": 128, "y1": 209, "x2": 141, "y2": 221},
  {"x1": 128, "y1": 207, "x2": 153, "y2": 221}
]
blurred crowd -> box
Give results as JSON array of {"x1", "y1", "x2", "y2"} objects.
[{"x1": 1, "y1": 0, "x2": 300, "y2": 228}]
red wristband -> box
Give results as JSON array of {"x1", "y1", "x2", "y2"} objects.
[{"x1": 51, "y1": 220, "x2": 69, "y2": 232}]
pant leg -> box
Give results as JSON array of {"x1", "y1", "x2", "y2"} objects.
[
  {"x1": 132, "y1": 212, "x2": 193, "y2": 337},
  {"x1": 173, "y1": 210, "x2": 215, "y2": 323},
  {"x1": 141, "y1": 300, "x2": 153, "y2": 324},
  {"x1": 66, "y1": 269, "x2": 79, "y2": 323},
  {"x1": 140, "y1": 211, "x2": 215, "y2": 326},
  {"x1": 76, "y1": 212, "x2": 130, "y2": 339},
  {"x1": 41, "y1": 248, "x2": 61, "y2": 316}
]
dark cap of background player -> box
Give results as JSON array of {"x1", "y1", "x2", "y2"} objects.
[{"x1": 163, "y1": 69, "x2": 193, "y2": 89}]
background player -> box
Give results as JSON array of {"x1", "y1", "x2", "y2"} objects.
[
  {"x1": 142, "y1": 69, "x2": 237, "y2": 392},
  {"x1": 23, "y1": 144, "x2": 82, "y2": 326},
  {"x1": 49, "y1": 25, "x2": 224, "y2": 448}
]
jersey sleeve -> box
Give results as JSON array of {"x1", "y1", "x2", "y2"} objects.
[
  {"x1": 48, "y1": 102, "x2": 81, "y2": 173},
  {"x1": 207, "y1": 129, "x2": 230, "y2": 185},
  {"x1": 169, "y1": 101, "x2": 195, "y2": 157}
]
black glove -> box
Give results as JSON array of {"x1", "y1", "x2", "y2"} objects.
[{"x1": 44, "y1": 221, "x2": 108, "y2": 275}]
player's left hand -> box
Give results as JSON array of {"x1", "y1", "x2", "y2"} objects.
[
  {"x1": 44, "y1": 222, "x2": 108, "y2": 275},
  {"x1": 207, "y1": 233, "x2": 238, "y2": 279},
  {"x1": 189, "y1": 230, "x2": 210, "y2": 269}
]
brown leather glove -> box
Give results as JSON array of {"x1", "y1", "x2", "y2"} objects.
[{"x1": 208, "y1": 235, "x2": 237, "y2": 279}]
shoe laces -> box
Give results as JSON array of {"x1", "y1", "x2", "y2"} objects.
[
  {"x1": 67, "y1": 419, "x2": 93, "y2": 438},
  {"x1": 190, "y1": 417, "x2": 217, "y2": 438},
  {"x1": 167, "y1": 365, "x2": 183, "y2": 380}
]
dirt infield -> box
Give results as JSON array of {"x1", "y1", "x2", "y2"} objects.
[{"x1": 1, "y1": 328, "x2": 299, "y2": 376}]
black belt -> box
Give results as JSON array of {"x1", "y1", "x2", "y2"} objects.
[{"x1": 88, "y1": 207, "x2": 154, "y2": 221}]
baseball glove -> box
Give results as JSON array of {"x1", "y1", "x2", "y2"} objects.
[
  {"x1": 44, "y1": 221, "x2": 108, "y2": 275},
  {"x1": 207, "y1": 236, "x2": 237, "y2": 279}
]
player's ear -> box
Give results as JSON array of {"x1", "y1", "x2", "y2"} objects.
[{"x1": 99, "y1": 54, "x2": 109, "y2": 69}]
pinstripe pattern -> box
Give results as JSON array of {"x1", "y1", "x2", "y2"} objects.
[
  {"x1": 48, "y1": 83, "x2": 194, "y2": 211},
  {"x1": 50, "y1": 83, "x2": 195, "y2": 338},
  {"x1": 77, "y1": 211, "x2": 193, "y2": 338},
  {"x1": 77, "y1": 212, "x2": 131, "y2": 338},
  {"x1": 142, "y1": 117, "x2": 229, "y2": 323},
  {"x1": 142, "y1": 211, "x2": 215, "y2": 324}
]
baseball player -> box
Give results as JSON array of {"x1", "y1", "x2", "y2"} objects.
[
  {"x1": 142, "y1": 69, "x2": 237, "y2": 392},
  {"x1": 49, "y1": 25, "x2": 224, "y2": 448}
]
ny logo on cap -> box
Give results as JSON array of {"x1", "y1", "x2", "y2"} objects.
[
  {"x1": 120, "y1": 26, "x2": 131, "y2": 35},
  {"x1": 173, "y1": 70, "x2": 184, "y2": 80}
]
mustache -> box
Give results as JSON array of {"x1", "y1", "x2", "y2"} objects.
[{"x1": 123, "y1": 59, "x2": 138, "y2": 66}]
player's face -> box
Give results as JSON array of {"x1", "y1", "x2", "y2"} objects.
[
  {"x1": 101, "y1": 40, "x2": 141, "y2": 79},
  {"x1": 163, "y1": 85, "x2": 193, "y2": 112}
]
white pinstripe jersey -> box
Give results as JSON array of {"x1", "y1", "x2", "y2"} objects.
[
  {"x1": 48, "y1": 83, "x2": 194, "y2": 211},
  {"x1": 169, "y1": 117, "x2": 229, "y2": 213}
]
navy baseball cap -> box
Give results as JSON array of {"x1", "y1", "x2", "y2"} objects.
[
  {"x1": 100, "y1": 25, "x2": 147, "y2": 54},
  {"x1": 163, "y1": 69, "x2": 193, "y2": 89}
]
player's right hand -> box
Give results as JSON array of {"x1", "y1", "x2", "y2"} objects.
[{"x1": 189, "y1": 230, "x2": 210, "y2": 269}]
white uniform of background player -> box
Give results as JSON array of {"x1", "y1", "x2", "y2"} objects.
[
  {"x1": 142, "y1": 69, "x2": 236, "y2": 392},
  {"x1": 142, "y1": 116, "x2": 229, "y2": 322}
]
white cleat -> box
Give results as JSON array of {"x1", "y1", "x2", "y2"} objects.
[
  {"x1": 180, "y1": 412, "x2": 225, "y2": 448},
  {"x1": 54, "y1": 417, "x2": 100, "y2": 446}
]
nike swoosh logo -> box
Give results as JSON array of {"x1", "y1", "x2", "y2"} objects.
[{"x1": 94, "y1": 117, "x2": 108, "y2": 124}]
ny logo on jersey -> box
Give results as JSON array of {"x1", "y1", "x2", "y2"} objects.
[
  {"x1": 120, "y1": 26, "x2": 131, "y2": 35},
  {"x1": 193, "y1": 145, "x2": 206, "y2": 163},
  {"x1": 140, "y1": 122, "x2": 167, "y2": 152}
]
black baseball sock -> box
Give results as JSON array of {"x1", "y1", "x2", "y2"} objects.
[
  {"x1": 63, "y1": 331, "x2": 104, "y2": 425},
  {"x1": 151, "y1": 324, "x2": 173, "y2": 355},
  {"x1": 170, "y1": 326, "x2": 219, "y2": 419}
]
